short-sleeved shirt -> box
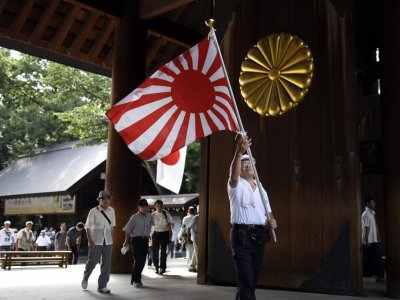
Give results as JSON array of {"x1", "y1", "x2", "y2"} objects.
[
  {"x1": 85, "y1": 205, "x2": 116, "y2": 245},
  {"x1": 0, "y1": 228, "x2": 14, "y2": 246},
  {"x1": 55, "y1": 231, "x2": 67, "y2": 250},
  {"x1": 152, "y1": 210, "x2": 172, "y2": 232},
  {"x1": 361, "y1": 207, "x2": 378, "y2": 244},
  {"x1": 188, "y1": 215, "x2": 199, "y2": 242},
  {"x1": 17, "y1": 229, "x2": 35, "y2": 250},
  {"x1": 227, "y1": 177, "x2": 272, "y2": 225},
  {"x1": 123, "y1": 212, "x2": 154, "y2": 237},
  {"x1": 178, "y1": 214, "x2": 195, "y2": 240},
  {"x1": 36, "y1": 235, "x2": 51, "y2": 247},
  {"x1": 67, "y1": 227, "x2": 84, "y2": 246}
]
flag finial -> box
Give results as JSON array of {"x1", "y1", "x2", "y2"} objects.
[{"x1": 205, "y1": 19, "x2": 215, "y2": 29}]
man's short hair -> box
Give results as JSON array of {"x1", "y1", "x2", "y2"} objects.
[
  {"x1": 155, "y1": 200, "x2": 163, "y2": 205},
  {"x1": 364, "y1": 195, "x2": 375, "y2": 206},
  {"x1": 137, "y1": 199, "x2": 149, "y2": 206}
]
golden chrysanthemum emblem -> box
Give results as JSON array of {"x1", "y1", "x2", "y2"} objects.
[{"x1": 239, "y1": 33, "x2": 314, "y2": 116}]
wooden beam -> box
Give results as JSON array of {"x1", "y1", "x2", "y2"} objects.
[
  {"x1": 150, "y1": 41, "x2": 178, "y2": 75},
  {"x1": 69, "y1": 11, "x2": 98, "y2": 56},
  {"x1": 49, "y1": 5, "x2": 80, "y2": 51},
  {"x1": 146, "y1": 5, "x2": 184, "y2": 68},
  {"x1": 88, "y1": 19, "x2": 115, "y2": 61},
  {"x1": 139, "y1": 0, "x2": 195, "y2": 20},
  {"x1": 30, "y1": 0, "x2": 60, "y2": 42},
  {"x1": 147, "y1": 16, "x2": 203, "y2": 49},
  {"x1": 146, "y1": 38, "x2": 165, "y2": 68},
  {"x1": 9, "y1": 0, "x2": 35, "y2": 36}
]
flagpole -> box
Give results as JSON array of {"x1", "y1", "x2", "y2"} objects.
[{"x1": 206, "y1": 20, "x2": 277, "y2": 242}]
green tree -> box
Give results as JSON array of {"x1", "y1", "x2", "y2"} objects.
[
  {"x1": 0, "y1": 48, "x2": 111, "y2": 167},
  {"x1": 181, "y1": 142, "x2": 200, "y2": 193}
]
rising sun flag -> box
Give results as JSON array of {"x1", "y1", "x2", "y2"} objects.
[{"x1": 106, "y1": 37, "x2": 239, "y2": 161}]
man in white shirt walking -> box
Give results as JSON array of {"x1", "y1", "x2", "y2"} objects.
[
  {"x1": 152, "y1": 200, "x2": 173, "y2": 274},
  {"x1": 362, "y1": 195, "x2": 385, "y2": 282},
  {"x1": 81, "y1": 190, "x2": 116, "y2": 293}
]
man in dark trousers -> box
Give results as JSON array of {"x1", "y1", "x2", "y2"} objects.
[
  {"x1": 151, "y1": 199, "x2": 173, "y2": 274},
  {"x1": 81, "y1": 190, "x2": 116, "y2": 293},
  {"x1": 123, "y1": 199, "x2": 154, "y2": 287},
  {"x1": 228, "y1": 135, "x2": 277, "y2": 300}
]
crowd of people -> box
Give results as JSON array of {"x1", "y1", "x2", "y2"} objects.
[
  {"x1": 0, "y1": 219, "x2": 87, "y2": 262},
  {"x1": 0, "y1": 195, "x2": 200, "y2": 294}
]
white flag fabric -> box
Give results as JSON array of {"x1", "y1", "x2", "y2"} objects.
[{"x1": 156, "y1": 147, "x2": 187, "y2": 194}]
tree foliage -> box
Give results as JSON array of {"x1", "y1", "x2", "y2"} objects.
[{"x1": 0, "y1": 48, "x2": 111, "y2": 166}]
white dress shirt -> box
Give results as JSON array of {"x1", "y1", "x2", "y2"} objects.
[
  {"x1": 152, "y1": 210, "x2": 172, "y2": 232},
  {"x1": 361, "y1": 207, "x2": 378, "y2": 244}
]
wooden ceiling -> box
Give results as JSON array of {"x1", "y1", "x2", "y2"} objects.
[{"x1": 0, "y1": 0, "x2": 210, "y2": 76}]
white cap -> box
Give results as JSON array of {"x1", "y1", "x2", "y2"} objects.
[
  {"x1": 241, "y1": 154, "x2": 250, "y2": 161},
  {"x1": 25, "y1": 221, "x2": 33, "y2": 226},
  {"x1": 4, "y1": 220, "x2": 11, "y2": 225}
]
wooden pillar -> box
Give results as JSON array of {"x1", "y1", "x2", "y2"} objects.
[
  {"x1": 106, "y1": 0, "x2": 146, "y2": 273},
  {"x1": 380, "y1": 1, "x2": 400, "y2": 298}
]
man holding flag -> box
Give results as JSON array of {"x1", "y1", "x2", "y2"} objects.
[{"x1": 228, "y1": 134, "x2": 277, "y2": 300}]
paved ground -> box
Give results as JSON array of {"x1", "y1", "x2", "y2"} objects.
[{"x1": 0, "y1": 257, "x2": 387, "y2": 300}]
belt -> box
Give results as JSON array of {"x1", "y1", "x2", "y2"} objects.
[
  {"x1": 133, "y1": 236, "x2": 149, "y2": 239},
  {"x1": 233, "y1": 223, "x2": 265, "y2": 230}
]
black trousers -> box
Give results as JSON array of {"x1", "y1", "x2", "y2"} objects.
[
  {"x1": 131, "y1": 237, "x2": 149, "y2": 284},
  {"x1": 152, "y1": 231, "x2": 169, "y2": 270},
  {"x1": 230, "y1": 227, "x2": 266, "y2": 300},
  {"x1": 363, "y1": 243, "x2": 385, "y2": 278},
  {"x1": 68, "y1": 245, "x2": 79, "y2": 265}
]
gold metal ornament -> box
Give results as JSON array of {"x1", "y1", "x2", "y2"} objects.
[{"x1": 239, "y1": 33, "x2": 314, "y2": 116}]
